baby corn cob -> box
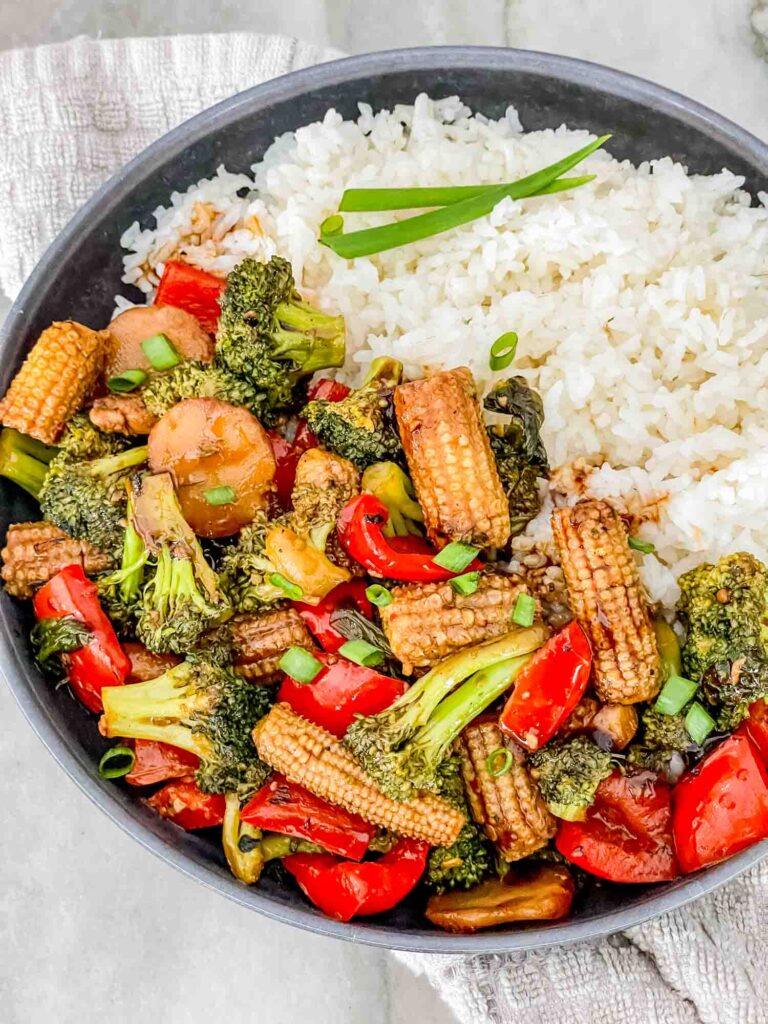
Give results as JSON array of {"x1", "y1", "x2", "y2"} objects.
[
  {"x1": 1, "y1": 521, "x2": 113, "y2": 598},
  {"x1": 552, "y1": 499, "x2": 661, "y2": 704},
  {"x1": 232, "y1": 608, "x2": 317, "y2": 684},
  {"x1": 380, "y1": 573, "x2": 534, "y2": 674},
  {"x1": 458, "y1": 718, "x2": 555, "y2": 861},
  {"x1": 253, "y1": 702, "x2": 465, "y2": 846},
  {"x1": 394, "y1": 368, "x2": 510, "y2": 549},
  {"x1": 0, "y1": 322, "x2": 105, "y2": 444}
]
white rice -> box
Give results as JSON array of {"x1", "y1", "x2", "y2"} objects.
[{"x1": 117, "y1": 94, "x2": 768, "y2": 610}]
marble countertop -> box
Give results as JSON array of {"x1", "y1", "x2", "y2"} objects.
[{"x1": 1, "y1": 3, "x2": 766, "y2": 1023}]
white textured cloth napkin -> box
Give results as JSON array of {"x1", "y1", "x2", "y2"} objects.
[{"x1": 1, "y1": 32, "x2": 767, "y2": 1024}]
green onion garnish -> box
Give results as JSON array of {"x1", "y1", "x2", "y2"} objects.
[
  {"x1": 489, "y1": 332, "x2": 518, "y2": 372},
  {"x1": 320, "y1": 214, "x2": 344, "y2": 237},
  {"x1": 655, "y1": 674, "x2": 698, "y2": 716},
  {"x1": 433, "y1": 542, "x2": 478, "y2": 573},
  {"x1": 323, "y1": 137, "x2": 609, "y2": 258},
  {"x1": 629, "y1": 536, "x2": 656, "y2": 554},
  {"x1": 512, "y1": 592, "x2": 537, "y2": 628},
  {"x1": 106, "y1": 369, "x2": 147, "y2": 394},
  {"x1": 338, "y1": 174, "x2": 597, "y2": 212},
  {"x1": 450, "y1": 571, "x2": 480, "y2": 596},
  {"x1": 365, "y1": 584, "x2": 393, "y2": 608},
  {"x1": 269, "y1": 572, "x2": 304, "y2": 600},
  {"x1": 338, "y1": 638, "x2": 385, "y2": 667},
  {"x1": 98, "y1": 744, "x2": 135, "y2": 779},
  {"x1": 485, "y1": 747, "x2": 513, "y2": 778},
  {"x1": 204, "y1": 485, "x2": 237, "y2": 506},
  {"x1": 684, "y1": 701, "x2": 716, "y2": 745},
  {"x1": 141, "y1": 333, "x2": 180, "y2": 370},
  {"x1": 279, "y1": 645, "x2": 323, "y2": 684}
]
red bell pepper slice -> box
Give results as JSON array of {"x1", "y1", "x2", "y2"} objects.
[
  {"x1": 278, "y1": 650, "x2": 408, "y2": 737},
  {"x1": 146, "y1": 779, "x2": 225, "y2": 830},
  {"x1": 153, "y1": 260, "x2": 226, "y2": 335},
  {"x1": 557, "y1": 771, "x2": 679, "y2": 883},
  {"x1": 672, "y1": 732, "x2": 768, "y2": 873},
  {"x1": 33, "y1": 564, "x2": 131, "y2": 714},
  {"x1": 337, "y1": 494, "x2": 480, "y2": 582},
  {"x1": 499, "y1": 621, "x2": 592, "y2": 751},
  {"x1": 284, "y1": 837, "x2": 429, "y2": 922},
  {"x1": 125, "y1": 740, "x2": 199, "y2": 787},
  {"x1": 740, "y1": 700, "x2": 768, "y2": 765},
  {"x1": 241, "y1": 775, "x2": 376, "y2": 859},
  {"x1": 292, "y1": 579, "x2": 373, "y2": 654}
]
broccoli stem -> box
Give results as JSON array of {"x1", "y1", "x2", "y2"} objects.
[
  {"x1": 272, "y1": 300, "x2": 346, "y2": 372},
  {"x1": 0, "y1": 427, "x2": 56, "y2": 499},
  {"x1": 363, "y1": 357, "x2": 403, "y2": 388},
  {"x1": 259, "y1": 834, "x2": 323, "y2": 861},
  {"x1": 90, "y1": 445, "x2": 148, "y2": 478}
]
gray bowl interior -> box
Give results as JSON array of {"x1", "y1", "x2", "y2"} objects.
[{"x1": 2, "y1": 47, "x2": 767, "y2": 953}]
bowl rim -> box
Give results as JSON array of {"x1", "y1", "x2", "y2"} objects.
[{"x1": 2, "y1": 44, "x2": 767, "y2": 954}]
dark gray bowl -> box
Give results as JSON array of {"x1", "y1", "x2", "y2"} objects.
[{"x1": 2, "y1": 47, "x2": 767, "y2": 954}]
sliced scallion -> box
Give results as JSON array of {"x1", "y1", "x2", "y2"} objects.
[
  {"x1": 629, "y1": 536, "x2": 656, "y2": 554},
  {"x1": 204, "y1": 485, "x2": 237, "y2": 506},
  {"x1": 279, "y1": 645, "x2": 323, "y2": 684},
  {"x1": 98, "y1": 744, "x2": 135, "y2": 780},
  {"x1": 512, "y1": 592, "x2": 537, "y2": 628},
  {"x1": 655, "y1": 674, "x2": 698, "y2": 716},
  {"x1": 489, "y1": 332, "x2": 518, "y2": 372},
  {"x1": 433, "y1": 542, "x2": 478, "y2": 573},
  {"x1": 106, "y1": 369, "x2": 147, "y2": 394},
  {"x1": 269, "y1": 572, "x2": 304, "y2": 600},
  {"x1": 338, "y1": 638, "x2": 385, "y2": 667},
  {"x1": 320, "y1": 214, "x2": 344, "y2": 237},
  {"x1": 365, "y1": 584, "x2": 393, "y2": 608},
  {"x1": 450, "y1": 571, "x2": 480, "y2": 596},
  {"x1": 141, "y1": 333, "x2": 180, "y2": 371},
  {"x1": 684, "y1": 701, "x2": 716, "y2": 745},
  {"x1": 485, "y1": 747, "x2": 513, "y2": 778}
]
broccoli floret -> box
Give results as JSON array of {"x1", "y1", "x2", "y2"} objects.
[
  {"x1": 218, "y1": 512, "x2": 285, "y2": 613},
  {"x1": 96, "y1": 493, "x2": 149, "y2": 635},
  {"x1": 303, "y1": 358, "x2": 404, "y2": 469},
  {"x1": 0, "y1": 427, "x2": 57, "y2": 500},
  {"x1": 131, "y1": 473, "x2": 232, "y2": 654},
  {"x1": 345, "y1": 628, "x2": 544, "y2": 800},
  {"x1": 290, "y1": 448, "x2": 360, "y2": 545},
  {"x1": 484, "y1": 377, "x2": 549, "y2": 538},
  {"x1": 215, "y1": 256, "x2": 345, "y2": 414},
  {"x1": 626, "y1": 707, "x2": 696, "y2": 779},
  {"x1": 39, "y1": 445, "x2": 148, "y2": 557},
  {"x1": 425, "y1": 757, "x2": 492, "y2": 892},
  {"x1": 57, "y1": 413, "x2": 129, "y2": 462},
  {"x1": 30, "y1": 615, "x2": 92, "y2": 677},
  {"x1": 100, "y1": 657, "x2": 272, "y2": 797},
  {"x1": 528, "y1": 735, "x2": 613, "y2": 821},
  {"x1": 142, "y1": 360, "x2": 267, "y2": 420},
  {"x1": 361, "y1": 461, "x2": 423, "y2": 537},
  {"x1": 678, "y1": 553, "x2": 768, "y2": 728}
]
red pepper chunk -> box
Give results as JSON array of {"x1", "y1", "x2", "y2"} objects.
[
  {"x1": 292, "y1": 579, "x2": 373, "y2": 654},
  {"x1": 740, "y1": 700, "x2": 768, "y2": 765},
  {"x1": 241, "y1": 775, "x2": 376, "y2": 859},
  {"x1": 153, "y1": 260, "x2": 226, "y2": 335},
  {"x1": 33, "y1": 564, "x2": 130, "y2": 714},
  {"x1": 125, "y1": 740, "x2": 199, "y2": 787},
  {"x1": 557, "y1": 771, "x2": 679, "y2": 883},
  {"x1": 278, "y1": 650, "x2": 407, "y2": 737},
  {"x1": 337, "y1": 493, "x2": 479, "y2": 582},
  {"x1": 284, "y1": 838, "x2": 429, "y2": 922},
  {"x1": 499, "y1": 621, "x2": 592, "y2": 751},
  {"x1": 672, "y1": 732, "x2": 768, "y2": 873},
  {"x1": 146, "y1": 779, "x2": 226, "y2": 830}
]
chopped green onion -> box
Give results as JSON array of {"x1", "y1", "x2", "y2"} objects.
[
  {"x1": 269, "y1": 572, "x2": 304, "y2": 600},
  {"x1": 338, "y1": 638, "x2": 385, "y2": 667},
  {"x1": 365, "y1": 584, "x2": 393, "y2": 608},
  {"x1": 489, "y1": 332, "x2": 518, "y2": 372},
  {"x1": 320, "y1": 214, "x2": 344, "y2": 237},
  {"x1": 204, "y1": 485, "x2": 237, "y2": 506},
  {"x1": 433, "y1": 542, "x2": 479, "y2": 573},
  {"x1": 655, "y1": 674, "x2": 698, "y2": 716},
  {"x1": 512, "y1": 592, "x2": 537, "y2": 628},
  {"x1": 629, "y1": 536, "x2": 656, "y2": 554},
  {"x1": 450, "y1": 571, "x2": 480, "y2": 596},
  {"x1": 685, "y1": 701, "x2": 716, "y2": 745},
  {"x1": 323, "y1": 136, "x2": 609, "y2": 257},
  {"x1": 98, "y1": 745, "x2": 135, "y2": 779},
  {"x1": 141, "y1": 333, "x2": 180, "y2": 370},
  {"x1": 339, "y1": 174, "x2": 597, "y2": 212},
  {"x1": 106, "y1": 369, "x2": 147, "y2": 394},
  {"x1": 279, "y1": 645, "x2": 323, "y2": 684},
  {"x1": 485, "y1": 747, "x2": 513, "y2": 777}
]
